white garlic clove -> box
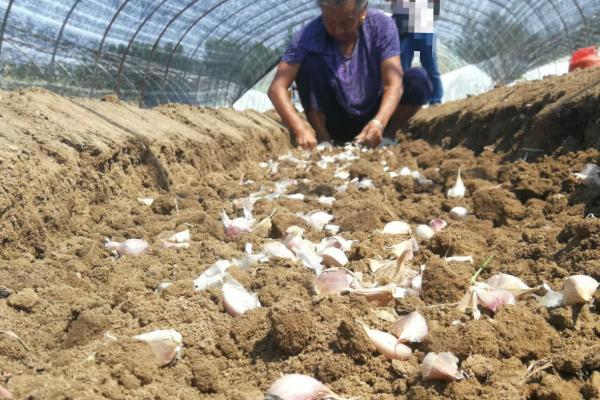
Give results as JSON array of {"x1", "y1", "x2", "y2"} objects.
[
  {"x1": 137, "y1": 197, "x2": 154, "y2": 206},
  {"x1": 266, "y1": 374, "x2": 349, "y2": 400},
  {"x1": 350, "y1": 287, "x2": 395, "y2": 306},
  {"x1": 293, "y1": 240, "x2": 324, "y2": 275},
  {"x1": 415, "y1": 225, "x2": 435, "y2": 241},
  {"x1": 428, "y1": 218, "x2": 447, "y2": 233},
  {"x1": 133, "y1": 329, "x2": 183, "y2": 367},
  {"x1": 297, "y1": 211, "x2": 334, "y2": 231},
  {"x1": 263, "y1": 242, "x2": 297, "y2": 260},
  {"x1": 318, "y1": 196, "x2": 336, "y2": 207},
  {"x1": 315, "y1": 268, "x2": 359, "y2": 295},
  {"x1": 449, "y1": 206, "x2": 468, "y2": 220},
  {"x1": 321, "y1": 247, "x2": 349, "y2": 268},
  {"x1": 486, "y1": 273, "x2": 531, "y2": 296},
  {"x1": 562, "y1": 275, "x2": 599, "y2": 305},
  {"x1": 444, "y1": 256, "x2": 473, "y2": 263},
  {"x1": 104, "y1": 238, "x2": 149, "y2": 257},
  {"x1": 368, "y1": 258, "x2": 395, "y2": 273},
  {"x1": 162, "y1": 241, "x2": 190, "y2": 250},
  {"x1": 535, "y1": 283, "x2": 564, "y2": 308},
  {"x1": 447, "y1": 170, "x2": 466, "y2": 199},
  {"x1": 475, "y1": 287, "x2": 515, "y2": 312},
  {"x1": 168, "y1": 229, "x2": 190, "y2": 243},
  {"x1": 222, "y1": 278, "x2": 261, "y2": 317},
  {"x1": 319, "y1": 236, "x2": 355, "y2": 252},
  {"x1": 284, "y1": 193, "x2": 305, "y2": 201},
  {"x1": 573, "y1": 163, "x2": 600, "y2": 185},
  {"x1": 359, "y1": 322, "x2": 412, "y2": 360},
  {"x1": 324, "y1": 224, "x2": 340, "y2": 235},
  {"x1": 393, "y1": 311, "x2": 428, "y2": 343},
  {"x1": 421, "y1": 352, "x2": 465, "y2": 381},
  {"x1": 220, "y1": 210, "x2": 254, "y2": 236},
  {"x1": 390, "y1": 238, "x2": 417, "y2": 258},
  {"x1": 382, "y1": 221, "x2": 411, "y2": 235},
  {"x1": 193, "y1": 260, "x2": 233, "y2": 291}
]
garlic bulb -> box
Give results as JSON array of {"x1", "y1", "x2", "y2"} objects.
[
  {"x1": 168, "y1": 229, "x2": 190, "y2": 243},
  {"x1": 133, "y1": 329, "x2": 183, "y2": 367},
  {"x1": 382, "y1": 221, "x2": 411, "y2": 235},
  {"x1": 428, "y1": 218, "x2": 447, "y2": 233},
  {"x1": 321, "y1": 247, "x2": 349, "y2": 268},
  {"x1": 415, "y1": 224, "x2": 435, "y2": 241},
  {"x1": 104, "y1": 238, "x2": 149, "y2": 257},
  {"x1": 393, "y1": 311, "x2": 428, "y2": 343},
  {"x1": 222, "y1": 278, "x2": 261, "y2": 317},
  {"x1": 315, "y1": 268, "x2": 359, "y2": 295},
  {"x1": 421, "y1": 352, "x2": 464, "y2": 381},
  {"x1": 447, "y1": 170, "x2": 466, "y2": 199},
  {"x1": 562, "y1": 275, "x2": 599, "y2": 305},
  {"x1": 359, "y1": 322, "x2": 412, "y2": 360},
  {"x1": 449, "y1": 206, "x2": 468, "y2": 220},
  {"x1": 265, "y1": 374, "x2": 348, "y2": 400}
]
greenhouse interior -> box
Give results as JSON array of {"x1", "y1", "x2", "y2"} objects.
[{"x1": 0, "y1": 0, "x2": 599, "y2": 399}]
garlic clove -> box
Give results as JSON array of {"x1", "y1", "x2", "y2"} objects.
[
  {"x1": 415, "y1": 224, "x2": 435, "y2": 241},
  {"x1": 266, "y1": 374, "x2": 349, "y2": 400},
  {"x1": 161, "y1": 241, "x2": 190, "y2": 250},
  {"x1": 350, "y1": 287, "x2": 395, "y2": 306},
  {"x1": 252, "y1": 216, "x2": 272, "y2": 237},
  {"x1": 562, "y1": 275, "x2": 599, "y2": 305},
  {"x1": 137, "y1": 197, "x2": 154, "y2": 206},
  {"x1": 447, "y1": 170, "x2": 466, "y2": 199},
  {"x1": 168, "y1": 229, "x2": 190, "y2": 243},
  {"x1": 263, "y1": 242, "x2": 297, "y2": 260},
  {"x1": 297, "y1": 211, "x2": 334, "y2": 231},
  {"x1": 449, "y1": 206, "x2": 469, "y2": 220},
  {"x1": 321, "y1": 247, "x2": 349, "y2": 268},
  {"x1": 428, "y1": 218, "x2": 447, "y2": 233},
  {"x1": 421, "y1": 352, "x2": 464, "y2": 381},
  {"x1": 193, "y1": 260, "x2": 232, "y2": 291},
  {"x1": 104, "y1": 238, "x2": 149, "y2": 257},
  {"x1": 222, "y1": 278, "x2": 261, "y2": 317},
  {"x1": 573, "y1": 163, "x2": 600, "y2": 185},
  {"x1": 319, "y1": 236, "x2": 355, "y2": 252},
  {"x1": 382, "y1": 221, "x2": 411, "y2": 235},
  {"x1": 390, "y1": 238, "x2": 417, "y2": 258},
  {"x1": 284, "y1": 193, "x2": 305, "y2": 201},
  {"x1": 220, "y1": 210, "x2": 253, "y2": 236},
  {"x1": 293, "y1": 240, "x2": 324, "y2": 275},
  {"x1": 324, "y1": 224, "x2": 340, "y2": 235},
  {"x1": 359, "y1": 322, "x2": 412, "y2": 360},
  {"x1": 392, "y1": 311, "x2": 428, "y2": 343},
  {"x1": 318, "y1": 196, "x2": 336, "y2": 207},
  {"x1": 444, "y1": 256, "x2": 473, "y2": 263},
  {"x1": 475, "y1": 287, "x2": 515, "y2": 312},
  {"x1": 315, "y1": 268, "x2": 359, "y2": 295},
  {"x1": 133, "y1": 329, "x2": 183, "y2": 367},
  {"x1": 486, "y1": 273, "x2": 531, "y2": 296},
  {"x1": 535, "y1": 283, "x2": 564, "y2": 308},
  {"x1": 368, "y1": 258, "x2": 395, "y2": 273},
  {"x1": 0, "y1": 385, "x2": 13, "y2": 400}
]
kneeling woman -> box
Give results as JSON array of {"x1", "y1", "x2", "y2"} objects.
[{"x1": 268, "y1": 0, "x2": 433, "y2": 149}]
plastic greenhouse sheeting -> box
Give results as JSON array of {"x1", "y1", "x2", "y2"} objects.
[{"x1": 0, "y1": 0, "x2": 598, "y2": 108}]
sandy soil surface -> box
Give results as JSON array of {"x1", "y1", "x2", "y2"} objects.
[{"x1": 0, "y1": 70, "x2": 599, "y2": 400}]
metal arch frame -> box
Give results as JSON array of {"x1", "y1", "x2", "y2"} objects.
[
  {"x1": 89, "y1": 0, "x2": 132, "y2": 97},
  {"x1": 545, "y1": 0, "x2": 575, "y2": 50},
  {"x1": 114, "y1": 0, "x2": 170, "y2": 97},
  {"x1": 138, "y1": 0, "x2": 205, "y2": 107},
  {"x1": 568, "y1": 0, "x2": 591, "y2": 42},
  {"x1": 0, "y1": 0, "x2": 15, "y2": 64},
  {"x1": 48, "y1": 0, "x2": 82, "y2": 83}
]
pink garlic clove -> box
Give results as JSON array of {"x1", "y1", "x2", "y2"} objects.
[
  {"x1": 0, "y1": 386, "x2": 13, "y2": 400},
  {"x1": 266, "y1": 374, "x2": 349, "y2": 400},
  {"x1": 315, "y1": 268, "x2": 359, "y2": 295},
  {"x1": 321, "y1": 247, "x2": 349, "y2": 268},
  {"x1": 393, "y1": 311, "x2": 428, "y2": 343},
  {"x1": 222, "y1": 278, "x2": 261, "y2": 317},
  {"x1": 475, "y1": 287, "x2": 515, "y2": 312},
  {"x1": 486, "y1": 273, "x2": 531, "y2": 296},
  {"x1": 563, "y1": 275, "x2": 599, "y2": 305},
  {"x1": 428, "y1": 218, "x2": 447, "y2": 233},
  {"x1": 359, "y1": 322, "x2": 412, "y2": 360},
  {"x1": 421, "y1": 352, "x2": 465, "y2": 381},
  {"x1": 133, "y1": 329, "x2": 183, "y2": 367},
  {"x1": 390, "y1": 239, "x2": 416, "y2": 258}
]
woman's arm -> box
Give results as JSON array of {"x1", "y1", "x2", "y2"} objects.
[
  {"x1": 355, "y1": 55, "x2": 403, "y2": 147},
  {"x1": 268, "y1": 61, "x2": 317, "y2": 149}
]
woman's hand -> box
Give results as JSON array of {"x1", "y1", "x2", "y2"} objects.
[
  {"x1": 294, "y1": 128, "x2": 318, "y2": 150},
  {"x1": 355, "y1": 119, "x2": 384, "y2": 148}
]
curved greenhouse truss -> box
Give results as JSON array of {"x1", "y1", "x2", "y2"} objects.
[{"x1": 0, "y1": 0, "x2": 598, "y2": 107}]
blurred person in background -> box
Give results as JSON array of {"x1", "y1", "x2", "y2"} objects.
[
  {"x1": 268, "y1": 0, "x2": 432, "y2": 150},
  {"x1": 388, "y1": 0, "x2": 443, "y2": 105}
]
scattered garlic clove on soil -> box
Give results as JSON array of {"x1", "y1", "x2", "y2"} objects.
[
  {"x1": 475, "y1": 287, "x2": 516, "y2": 313},
  {"x1": 486, "y1": 273, "x2": 531, "y2": 296},
  {"x1": 294, "y1": 240, "x2": 324, "y2": 275},
  {"x1": 263, "y1": 242, "x2": 297, "y2": 260},
  {"x1": 562, "y1": 275, "x2": 599, "y2": 305},
  {"x1": 193, "y1": 260, "x2": 233, "y2": 291},
  {"x1": 573, "y1": 163, "x2": 600, "y2": 185},
  {"x1": 382, "y1": 221, "x2": 411, "y2": 235},
  {"x1": 137, "y1": 197, "x2": 154, "y2": 206},
  {"x1": 0, "y1": 386, "x2": 12, "y2": 400},
  {"x1": 297, "y1": 211, "x2": 334, "y2": 231},
  {"x1": 104, "y1": 238, "x2": 149, "y2": 257},
  {"x1": 421, "y1": 352, "x2": 465, "y2": 381},
  {"x1": 415, "y1": 224, "x2": 435, "y2": 241},
  {"x1": 449, "y1": 206, "x2": 469, "y2": 220},
  {"x1": 222, "y1": 278, "x2": 261, "y2": 317},
  {"x1": 133, "y1": 329, "x2": 183, "y2": 367},
  {"x1": 318, "y1": 196, "x2": 336, "y2": 207},
  {"x1": 393, "y1": 311, "x2": 428, "y2": 343},
  {"x1": 324, "y1": 224, "x2": 340, "y2": 235},
  {"x1": 220, "y1": 210, "x2": 254, "y2": 236},
  {"x1": 359, "y1": 321, "x2": 412, "y2": 360},
  {"x1": 321, "y1": 247, "x2": 349, "y2": 268},
  {"x1": 252, "y1": 216, "x2": 272, "y2": 237},
  {"x1": 390, "y1": 238, "x2": 417, "y2": 258},
  {"x1": 284, "y1": 193, "x2": 305, "y2": 201},
  {"x1": 315, "y1": 268, "x2": 359, "y2": 295},
  {"x1": 350, "y1": 286, "x2": 395, "y2": 306},
  {"x1": 266, "y1": 374, "x2": 349, "y2": 400},
  {"x1": 444, "y1": 256, "x2": 473, "y2": 263},
  {"x1": 428, "y1": 218, "x2": 447, "y2": 233},
  {"x1": 447, "y1": 170, "x2": 466, "y2": 199},
  {"x1": 535, "y1": 283, "x2": 564, "y2": 308},
  {"x1": 161, "y1": 241, "x2": 190, "y2": 250},
  {"x1": 168, "y1": 229, "x2": 190, "y2": 243}
]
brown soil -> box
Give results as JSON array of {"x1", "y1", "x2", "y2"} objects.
[{"x1": 0, "y1": 70, "x2": 599, "y2": 400}]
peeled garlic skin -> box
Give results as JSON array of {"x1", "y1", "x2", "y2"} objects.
[
  {"x1": 393, "y1": 311, "x2": 428, "y2": 343},
  {"x1": 421, "y1": 352, "x2": 463, "y2": 381},
  {"x1": 266, "y1": 374, "x2": 344, "y2": 400},
  {"x1": 563, "y1": 275, "x2": 599, "y2": 305}
]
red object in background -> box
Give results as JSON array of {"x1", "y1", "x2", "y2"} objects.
[{"x1": 569, "y1": 46, "x2": 600, "y2": 72}]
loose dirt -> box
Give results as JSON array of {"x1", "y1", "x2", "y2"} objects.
[{"x1": 0, "y1": 69, "x2": 599, "y2": 400}]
